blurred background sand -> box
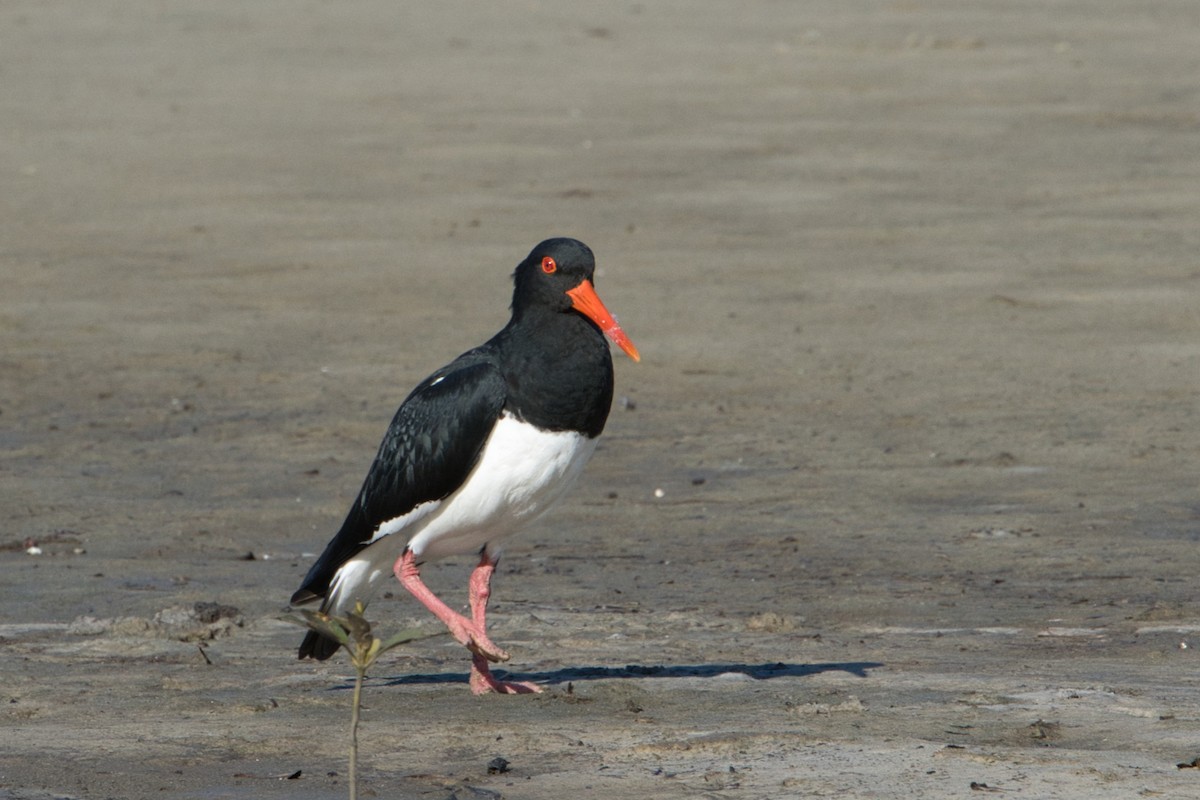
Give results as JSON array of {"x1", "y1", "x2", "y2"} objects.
[{"x1": 3, "y1": 2, "x2": 1199, "y2": 798}]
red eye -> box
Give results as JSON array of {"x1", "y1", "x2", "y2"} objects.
[{"x1": 541, "y1": 256, "x2": 557, "y2": 274}]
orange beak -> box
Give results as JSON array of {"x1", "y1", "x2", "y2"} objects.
[{"x1": 566, "y1": 280, "x2": 641, "y2": 363}]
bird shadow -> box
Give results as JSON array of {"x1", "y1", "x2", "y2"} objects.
[{"x1": 365, "y1": 660, "x2": 882, "y2": 689}]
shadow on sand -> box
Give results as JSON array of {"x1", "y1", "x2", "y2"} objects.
[{"x1": 369, "y1": 661, "x2": 883, "y2": 688}]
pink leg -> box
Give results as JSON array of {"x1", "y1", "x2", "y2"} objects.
[
  {"x1": 395, "y1": 549, "x2": 509, "y2": 662},
  {"x1": 466, "y1": 554, "x2": 540, "y2": 695},
  {"x1": 394, "y1": 549, "x2": 540, "y2": 695},
  {"x1": 468, "y1": 556, "x2": 496, "y2": 631}
]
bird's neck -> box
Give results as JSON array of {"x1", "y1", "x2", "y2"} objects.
[{"x1": 494, "y1": 311, "x2": 614, "y2": 437}]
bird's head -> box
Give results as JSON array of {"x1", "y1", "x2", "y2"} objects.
[{"x1": 512, "y1": 238, "x2": 640, "y2": 362}]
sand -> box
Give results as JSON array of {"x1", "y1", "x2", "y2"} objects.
[{"x1": 3, "y1": 1, "x2": 1200, "y2": 798}]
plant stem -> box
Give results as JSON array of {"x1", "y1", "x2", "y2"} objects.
[{"x1": 349, "y1": 666, "x2": 364, "y2": 800}]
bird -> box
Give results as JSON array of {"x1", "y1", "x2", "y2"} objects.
[{"x1": 290, "y1": 237, "x2": 639, "y2": 694}]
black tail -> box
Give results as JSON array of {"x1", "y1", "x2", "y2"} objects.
[
  {"x1": 291, "y1": 592, "x2": 343, "y2": 660},
  {"x1": 293, "y1": 502, "x2": 373, "y2": 604},
  {"x1": 291, "y1": 503, "x2": 375, "y2": 661},
  {"x1": 298, "y1": 629, "x2": 342, "y2": 661}
]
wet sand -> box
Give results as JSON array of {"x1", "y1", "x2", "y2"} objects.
[{"x1": 3, "y1": 2, "x2": 1200, "y2": 798}]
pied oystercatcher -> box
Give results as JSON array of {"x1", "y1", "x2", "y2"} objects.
[{"x1": 290, "y1": 238, "x2": 639, "y2": 694}]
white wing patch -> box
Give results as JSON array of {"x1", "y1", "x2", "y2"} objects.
[{"x1": 367, "y1": 500, "x2": 440, "y2": 545}]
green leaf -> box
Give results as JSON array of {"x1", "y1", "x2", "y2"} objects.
[
  {"x1": 378, "y1": 628, "x2": 432, "y2": 652},
  {"x1": 342, "y1": 612, "x2": 373, "y2": 644},
  {"x1": 282, "y1": 611, "x2": 350, "y2": 646}
]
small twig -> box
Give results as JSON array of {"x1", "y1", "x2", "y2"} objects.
[{"x1": 284, "y1": 606, "x2": 431, "y2": 800}]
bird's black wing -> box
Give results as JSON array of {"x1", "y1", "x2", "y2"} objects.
[{"x1": 291, "y1": 355, "x2": 507, "y2": 606}]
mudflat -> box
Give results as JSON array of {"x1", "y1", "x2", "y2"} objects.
[{"x1": 3, "y1": 2, "x2": 1199, "y2": 798}]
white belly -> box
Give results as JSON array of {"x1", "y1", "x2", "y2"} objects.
[
  {"x1": 406, "y1": 413, "x2": 598, "y2": 560},
  {"x1": 325, "y1": 413, "x2": 597, "y2": 613}
]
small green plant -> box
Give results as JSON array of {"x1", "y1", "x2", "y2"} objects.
[{"x1": 287, "y1": 603, "x2": 430, "y2": 800}]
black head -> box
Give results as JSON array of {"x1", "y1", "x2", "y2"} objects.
[
  {"x1": 510, "y1": 237, "x2": 639, "y2": 362},
  {"x1": 511, "y1": 237, "x2": 597, "y2": 315}
]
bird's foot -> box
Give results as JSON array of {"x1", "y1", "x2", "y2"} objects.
[
  {"x1": 442, "y1": 615, "x2": 511, "y2": 663},
  {"x1": 469, "y1": 654, "x2": 541, "y2": 695},
  {"x1": 468, "y1": 638, "x2": 512, "y2": 664}
]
